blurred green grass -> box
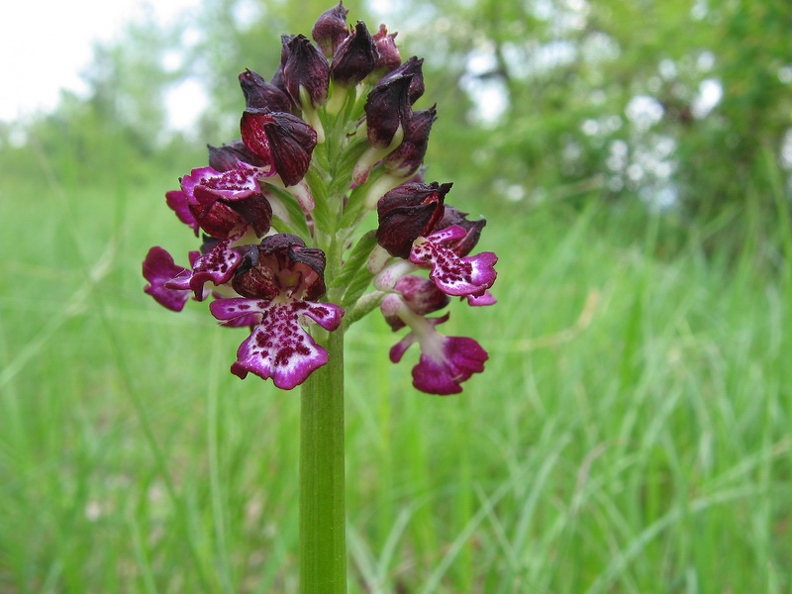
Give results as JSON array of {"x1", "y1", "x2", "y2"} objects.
[{"x1": 0, "y1": 157, "x2": 790, "y2": 593}]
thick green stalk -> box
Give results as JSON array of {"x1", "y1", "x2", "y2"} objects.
[{"x1": 300, "y1": 327, "x2": 347, "y2": 594}]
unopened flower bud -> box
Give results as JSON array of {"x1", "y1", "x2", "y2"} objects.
[
  {"x1": 312, "y1": 2, "x2": 350, "y2": 58},
  {"x1": 281, "y1": 34, "x2": 330, "y2": 108},
  {"x1": 239, "y1": 69, "x2": 293, "y2": 112},
  {"x1": 372, "y1": 24, "x2": 401, "y2": 74},
  {"x1": 365, "y1": 74, "x2": 412, "y2": 148},
  {"x1": 375, "y1": 181, "x2": 451, "y2": 258},
  {"x1": 378, "y1": 56, "x2": 424, "y2": 104},
  {"x1": 241, "y1": 108, "x2": 318, "y2": 186},
  {"x1": 331, "y1": 21, "x2": 378, "y2": 87},
  {"x1": 383, "y1": 105, "x2": 437, "y2": 177}
]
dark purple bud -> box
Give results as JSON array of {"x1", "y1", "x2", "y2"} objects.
[
  {"x1": 280, "y1": 34, "x2": 294, "y2": 63},
  {"x1": 208, "y1": 140, "x2": 268, "y2": 171},
  {"x1": 383, "y1": 105, "x2": 437, "y2": 177},
  {"x1": 383, "y1": 275, "x2": 450, "y2": 330},
  {"x1": 226, "y1": 195, "x2": 274, "y2": 238},
  {"x1": 331, "y1": 21, "x2": 378, "y2": 87},
  {"x1": 270, "y1": 64, "x2": 286, "y2": 91},
  {"x1": 312, "y1": 2, "x2": 350, "y2": 58},
  {"x1": 238, "y1": 69, "x2": 293, "y2": 112},
  {"x1": 241, "y1": 108, "x2": 318, "y2": 186},
  {"x1": 281, "y1": 34, "x2": 330, "y2": 108},
  {"x1": 376, "y1": 181, "x2": 451, "y2": 258},
  {"x1": 188, "y1": 186, "x2": 273, "y2": 239},
  {"x1": 232, "y1": 234, "x2": 328, "y2": 301},
  {"x1": 432, "y1": 206, "x2": 487, "y2": 256},
  {"x1": 208, "y1": 145, "x2": 242, "y2": 172},
  {"x1": 230, "y1": 245, "x2": 278, "y2": 301},
  {"x1": 372, "y1": 24, "x2": 401, "y2": 74},
  {"x1": 189, "y1": 197, "x2": 246, "y2": 238},
  {"x1": 379, "y1": 56, "x2": 424, "y2": 104},
  {"x1": 365, "y1": 74, "x2": 412, "y2": 148}
]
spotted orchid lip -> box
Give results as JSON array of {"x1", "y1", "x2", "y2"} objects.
[
  {"x1": 238, "y1": 69, "x2": 293, "y2": 113},
  {"x1": 410, "y1": 225, "x2": 498, "y2": 298},
  {"x1": 210, "y1": 298, "x2": 344, "y2": 390}
]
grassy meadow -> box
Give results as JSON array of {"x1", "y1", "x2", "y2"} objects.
[{"x1": 1, "y1": 153, "x2": 791, "y2": 593}]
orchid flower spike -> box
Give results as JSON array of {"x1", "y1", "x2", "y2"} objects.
[{"x1": 143, "y1": 3, "x2": 498, "y2": 394}]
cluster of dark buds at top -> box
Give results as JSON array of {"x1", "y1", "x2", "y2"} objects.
[{"x1": 143, "y1": 3, "x2": 498, "y2": 395}]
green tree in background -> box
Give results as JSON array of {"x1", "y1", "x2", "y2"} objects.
[
  {"x1": 4, "y1": 0, "x2": 791, "y2": 250},
  {"x1": 393, "y1": 0, "x2": 792, "y2": 214},
  {"x1": 1, "y1": 8, "x2": 193, "y2": 185}
]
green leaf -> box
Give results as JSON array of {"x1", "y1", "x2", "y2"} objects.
[
  {"x1": 329, "y1": 230, "x2": 378, "y2": 291},
  {"x1": 331, "y1": 138, "x2": 370, "y2": 193},
  {"x1": 304, "y1": 168, "x2": 334, "y2": 234},
  {"x1": 341, "y1": 268, "x2": 377, "y2": 312},
  {"x1": 342, "y1": 290, "x2": 385, "y2": 327},
  {"x1": 262, "y1": 183, "x2": 311, "y2": 240},
  {"x1": 339, "y1": 167, "x2": 388, "y2": 230}
]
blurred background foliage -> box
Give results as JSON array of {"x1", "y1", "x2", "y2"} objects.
[
  {"x1": 2, "y1": 0, "x2": 791, "y2": 252},
  {"x1": 2, "y1": 1, "x2": 791, "y2": 591}
]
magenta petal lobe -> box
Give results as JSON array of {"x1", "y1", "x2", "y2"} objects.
[
  {"x1": 412, "y1": 335, "x2": 488, "y2": 395},
  {"x1": 165, "y1": 190, "x2": 200, "y2": 235},
  {"x1": 143, "y1": 247, "x2": 192, "y2": 312},
  {"x1": 299, "y1": 301, "x2": 345, "y2": 332}
]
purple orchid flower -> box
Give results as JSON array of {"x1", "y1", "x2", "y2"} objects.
[
  {"x1": 144, "y1": 4, "x2": 498, "y2": 395},
  {"x1": 382, "y1": 295, "x2": 487, "y2": 395},
  {"x1": 209, "y1": 234, "x2": 344, "y2": 389}
]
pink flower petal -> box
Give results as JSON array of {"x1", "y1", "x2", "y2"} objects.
[
  {"x1": 411, "y1": 335, "x2": 488, "y2": 395},
  {"x1": 165, "y1": 190, "x2": 199, "y2": 235},
  {"x1": 142, "y1": 247, "x2": 192, "y2": 312},
  {"x1": 181, "y1": 163, "x2": 272, "y2": 204}
]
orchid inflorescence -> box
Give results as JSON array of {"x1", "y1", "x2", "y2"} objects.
[{"x1": 143, "y1": 2, "x2": 498, "y2": 395}]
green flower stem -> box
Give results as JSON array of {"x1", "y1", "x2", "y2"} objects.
[{"x1": 300, "y1": 327, "x2": 347, "y2": 594}]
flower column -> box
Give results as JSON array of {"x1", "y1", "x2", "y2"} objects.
[{"x1": 142, "y1": 3, "x2": 498, "y2": 592}]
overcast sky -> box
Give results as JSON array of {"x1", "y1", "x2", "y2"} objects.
[{"x1": 0, "y1": 0, "x2": 200, "y2": 123}]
